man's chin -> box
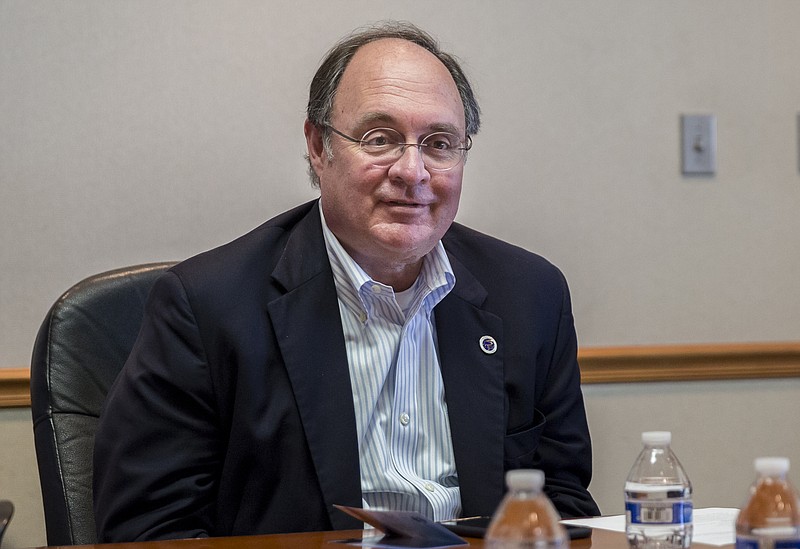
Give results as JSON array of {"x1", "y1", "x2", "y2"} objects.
[{"x1": 372, "y1": 227, "x2": 442, "y2": 256}]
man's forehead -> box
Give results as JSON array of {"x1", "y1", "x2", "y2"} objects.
[
  {"x1": 352, "y1": 37, "x2": 430, "y2": 59},
  {"x1": 343, "y1": 38, "x2": 453, "y2": 87},
  {"x1": 334, "y1": 38, "x2": 464, "y2": 126}
]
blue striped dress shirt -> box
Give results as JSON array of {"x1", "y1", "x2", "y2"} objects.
[{"x1": 320, "y1": 206, "x2": 461, "y2": 521}]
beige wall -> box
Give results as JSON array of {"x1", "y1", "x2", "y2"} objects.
[
  {"x1": 2, "y1": 1, "x2": 800, "y2": 369},
  {"x1": 584, "y1": 378, "x2": 800, "y2": 515},
  {"x1": 0, "y1": 408, "x2": 46, "y2": 549}
]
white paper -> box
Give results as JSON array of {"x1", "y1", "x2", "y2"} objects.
[{"x1": 561, "y1": 507, "x2": 740, "y2": 547}]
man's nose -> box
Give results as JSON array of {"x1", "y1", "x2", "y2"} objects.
[{"x1": 389, "y1": 144, "x2": 430, "y2": 183}]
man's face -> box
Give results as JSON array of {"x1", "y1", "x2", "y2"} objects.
[{"x1": 305, "y1": 38, "x2": 466, "y2": 286}]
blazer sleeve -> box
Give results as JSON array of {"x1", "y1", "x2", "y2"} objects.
[
  {"x1": 93, "y1": 270, "x2": 221, "y2": 542},
  {"x1": 534, "y1": 273, "x2": 600, "y2": 518}
]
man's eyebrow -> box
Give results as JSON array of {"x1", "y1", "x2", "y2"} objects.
[
  {"x1": 354, "y1": 112, "x2": 395, "y2": 128},
  {"x1": 426, "y1": 122, "x2": 463, "y2": 136}
]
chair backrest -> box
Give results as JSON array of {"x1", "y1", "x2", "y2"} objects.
[{"x1": 30, "y1": 262, "x2": 176, "y2": 546}]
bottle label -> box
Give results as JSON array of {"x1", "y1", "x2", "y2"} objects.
[
  {"x1": 626, "y1": 501, "x2": 692, "y2": 525},
  {"x1": 736, "y1": 538, "x2": 759, "y2": 549},
  {"x1": 736, "y1": 536, "x2": 800, "y2": 549}
]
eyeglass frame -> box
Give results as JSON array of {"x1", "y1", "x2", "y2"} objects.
[{"x1": 321, "y1": 124, "x2": 473, "y2": 172}]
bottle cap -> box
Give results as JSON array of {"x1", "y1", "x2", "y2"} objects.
[
  {"x1": 506, "y1": 469, "x2": 545, "y2": 491},
  {"x1": 754, "y1": 457, "x2": 790, "y2": 476},
  {"x1": 642, "y1": 431, "x2": 671, "y2": 445}
]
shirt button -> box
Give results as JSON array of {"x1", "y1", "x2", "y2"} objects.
[
  {"x1": 424, "y1": 482, "x2": 435, "y2": 492},
  {"x1": 371, "y1": 284, "x2": 382, "y2": 294},
  {"x1": 399, "y1": 413, "x2": 410, "y2": 426},
  {"x1": 358, "y1": 311, "x2": 367, "y2": 323}
]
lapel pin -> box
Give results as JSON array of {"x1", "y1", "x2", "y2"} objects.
[{"x1": 479, "y1": 335, "x2": 498, "y2": 355}]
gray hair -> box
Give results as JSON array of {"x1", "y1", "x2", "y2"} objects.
[{"x1": 305, "y1": 21, "x2": 481, "y2": 187}]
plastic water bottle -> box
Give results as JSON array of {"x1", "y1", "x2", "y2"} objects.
[
  {"x1": 735, "y1": 457, "x2": 800, "y2": 549},
  {"x1": 624, "y1": 431, "x2": 693, "y2": 549},
  {"x1": 485, "y1": 469, "x2": 569, "y2": 549}
]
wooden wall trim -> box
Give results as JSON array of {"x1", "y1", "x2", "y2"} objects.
[
  {"x1": 578, "y1": 342, "x2": 800, "y2": 384},
  {"x1": 3, "y1": 342, "x2": 800, "y2": 407},
  {"x1": 0, "y1": 368, "x2": 32, "y2": 408}
]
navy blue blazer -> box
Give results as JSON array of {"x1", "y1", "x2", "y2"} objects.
[{"x1": 93, "y1": 200, "x2": 599, "y2": 542}]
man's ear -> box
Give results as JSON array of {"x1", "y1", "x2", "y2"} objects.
[{"x1": 304, "y1": 119, "x2": 327, "y2": 174}]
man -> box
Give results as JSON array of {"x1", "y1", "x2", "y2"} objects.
[{"x1": 93, "y1": 21, "x2": 600, "y2": 542}]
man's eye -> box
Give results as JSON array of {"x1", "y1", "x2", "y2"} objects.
[
  {"x1": 366, "y1": 136, "x2": 389, "y2": 147},
  {"x1": 425, "y1": 134, "x2": 456, "y2": 150},
  {"x1": 362, "y1": 130, "x2": 399, "y2": 148}
]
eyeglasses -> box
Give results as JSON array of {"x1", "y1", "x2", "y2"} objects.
[{"x1": 324, "y1": 125, "x2": 472, "y2": 172}]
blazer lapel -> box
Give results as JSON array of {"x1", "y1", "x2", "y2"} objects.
[
  {"x1": 267, "y1": 202, "x2": 363, "y2": 530},
  {"x1": 435, "y1": 253, "x2": 507, "y2": 517}
]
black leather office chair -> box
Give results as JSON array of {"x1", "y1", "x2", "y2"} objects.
[
  {"x1": 0, "y1": 500, "x2": 13, "y2": 547},
  {"x1": 30, "y1": 262, "x2": 176, "y2": 546}
]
